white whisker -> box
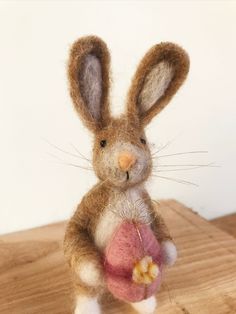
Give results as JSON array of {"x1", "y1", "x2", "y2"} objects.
[
  {"x1": 47, "y1": 153, "x2": 93, "y2": 171},
  {"x1": 153, "y1": 163, "x2": 218, "y2": 168},
  {"x1": 70, "y1": 143, "x2": 92, "y2": 164},
  {"x1": 43, "y1": 138, "x2": 85, "y2": 160},
  {"x1": 154, "y1": 150, "x2": 208, "y2": 159},
  {"x1": 152, "y1": 163, "x2": 218, "y2": 173},
  {"x1": 152, "y1": 174, "x2": 198, "y2": 187}
]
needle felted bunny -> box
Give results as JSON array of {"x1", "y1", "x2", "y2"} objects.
[{"x1": 64, "y1": 36, "x2": 189, "y2": 314}]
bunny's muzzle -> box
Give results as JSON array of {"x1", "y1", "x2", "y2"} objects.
[{"x1": 118, "y1": 152, "x2": 137, "y2": 172}]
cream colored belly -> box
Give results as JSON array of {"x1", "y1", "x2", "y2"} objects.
[{"x1": 94, "y1": 187, "x2": 151, "y2": 250}]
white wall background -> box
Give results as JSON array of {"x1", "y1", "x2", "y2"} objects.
[{"x1": 0, "y1": 1, "x2": 235, "y2": 235}]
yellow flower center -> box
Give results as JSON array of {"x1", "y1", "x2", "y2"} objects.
[{"x1": 132, "y1": 255, "x2": 159, "y2": 285}]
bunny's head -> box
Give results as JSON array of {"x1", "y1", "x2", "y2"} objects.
[{"x1": 68, "y1": 36, "x2": 189, "y2": 189}]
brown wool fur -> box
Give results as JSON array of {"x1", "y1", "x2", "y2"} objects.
[
  {"x1": 64, "y1": 36, "x2": 189, "y2": 311},
  {"x1": 127, "y1": 42, "x2": 189, "y2": 126},
  {"x1": 68, "y1": 36, "x2": 111, "y2": 132}
]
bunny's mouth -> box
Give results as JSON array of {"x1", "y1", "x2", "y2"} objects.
[{"x1": 126, "y1": 171, "x2": 130, "y2": 181}]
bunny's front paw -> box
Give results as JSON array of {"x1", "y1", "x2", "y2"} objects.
[
  {"x1": 76, "y1": 261, "x2": 104, "y2": 287},
  {"x1": 161, "y1": 241, "x2": 177, "y2": 266}
]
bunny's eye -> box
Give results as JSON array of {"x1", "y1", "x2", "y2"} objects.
[
  {"x1": 100, "y1": 140, "x2": 107, "y2": 148},
  {"x1": 140, "y1": 138, "x2": 146, "y2": 145}
]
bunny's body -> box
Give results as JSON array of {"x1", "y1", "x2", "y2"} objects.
[{"x1": 64, "y1": 36, "x2": 189, "y2": 313}]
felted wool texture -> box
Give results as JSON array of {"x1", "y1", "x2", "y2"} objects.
[
  {"x1": 68, "y1": 36, "x2": 111, "y2": 132},
  {"x1": 64, "y1": 36, "x2": 189, "y2": 308},
  {"x1": 126, "y1": 42, "x2": 189, "y2": 126},
  {"x1": 81, "y1": 54, "x2": 102, "y2": 120},
  {"x1": 64, "y1": 182, "x2": 111, "y2": 297},
  {"x1": 94, "y1": 186, "x2": 152, "y2": 251},
  {"x1": 94, "y1": 138, "x2": 151, "y2": 188},
  {"x1": 74, "y1": 295, "x2": 100, "y2": 314},
  {"x1": 104, "y1": 221, "x2": 163, "y2": 302},
  {"x1": 93, "y1": 122, "x2": 144, "y2": 189},
  {"x1": 131, "y1": 296, "x2": 157, "y2": 314},
  {"x1": 139, "y1": 61, "x2": 174, "y2": 112}
]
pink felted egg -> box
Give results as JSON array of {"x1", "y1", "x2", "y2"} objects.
[{"x1": 104, "y1": 221, "x2": 163, "y2": 302}]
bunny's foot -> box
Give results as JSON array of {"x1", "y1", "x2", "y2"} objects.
[
  {"x1": 130, "y1": 296, "x2": 157, "y2": 314},
  {"x1": 74, "y1": 295, "x2": 101, "y2": 314}
]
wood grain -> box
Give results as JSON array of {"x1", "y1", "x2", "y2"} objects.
[
  {"x1": 211, "y1": 213, "x2": 236, "y2": 238},
  {"x1": 1, "y1": 200, "x2": 236, "y2": 314}
]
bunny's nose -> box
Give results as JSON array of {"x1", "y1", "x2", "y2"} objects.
[{"x1": 118, "y1": 152, "x2": 137, "y2": 172}]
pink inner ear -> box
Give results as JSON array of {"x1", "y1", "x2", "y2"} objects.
[
  {"x1": 81, "y1": 54, "x2": 102, "y2": 120},
  {"x1": 104, "y1": 221, "x2": 163, "y2": 302},
  {"x1": 139, "y1": 61, "x2": 174, "y2": 113}
]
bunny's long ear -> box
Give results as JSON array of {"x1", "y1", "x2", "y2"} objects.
[
  {"x1": 127, "y1": 42, "x2": 189, "y2": 126},
  {"x1": 68, "y1": 36, "x2": 111, "y2": 132}
]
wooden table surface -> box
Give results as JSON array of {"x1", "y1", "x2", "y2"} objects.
[
  {"x1": 211, "y1": 213, "x2": 236, "y2": 239},
  {"x1": 1, "y1": 200, "x2": 236, "y2": 314}
]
